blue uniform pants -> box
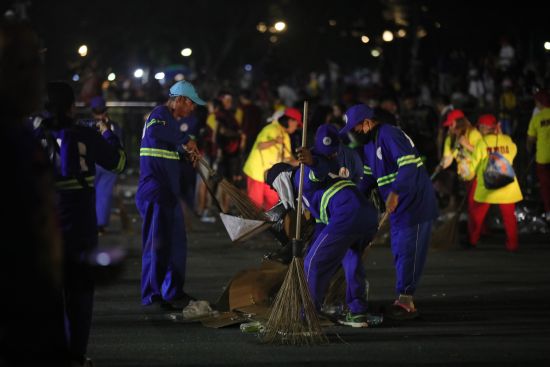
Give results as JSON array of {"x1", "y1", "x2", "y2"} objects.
[
  {"x1": 303, "y1": 189, "x2": 378, "y2": 314},
  {"x1": 137, "y1": 199, "x2": 187, "y2": 305},
  {"x1": 57, "y1": 190, "x2": 97, "y2": 360},
  {"x1": 95, "y1": 165, "x2": 117, "y2": 227},
  {"x1": 390, "y1": 220, "x2": 433, "y2": 295}
]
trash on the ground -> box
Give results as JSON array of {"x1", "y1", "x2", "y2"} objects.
[
  {"x1": 240, "y1": 321, "x2": 265, "y2": 333},
  {"x1": 366, "y1": 313, "x2": 384, "y2": 327},
  {"x1": 200, "y1": 311, "x2": 247, "y2": 328},
  {"x1": 219, "y1": 213, "x2": 273, "y2": 242},
  {"x1": 182, "y1": 300, "x2": 215, "y2": 320},
  {"x1": 321, "y1": 302, "x2": 344, "y2": 316}
]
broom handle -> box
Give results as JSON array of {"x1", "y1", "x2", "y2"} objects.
[{"x1": 295, "y1": 101, "x2": 308, "y2": 240}]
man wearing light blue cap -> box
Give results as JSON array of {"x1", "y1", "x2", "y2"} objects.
[
  {"x1": 341, "y1": 104, "x2": 438, "y2": 321},
  {"x1": 136, "y1": 80, "x2": 205, "y2": 310}
]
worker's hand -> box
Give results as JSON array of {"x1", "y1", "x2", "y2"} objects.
[
  {"x1": 441, "y1": 155, "x2": 453, "y2": 169},
  {"x1": 296, "y1": 147, "x2": 314, "y2": 166},
  {"x1": 274, "y1": 136, "x2": 284, "y2": 145},
  {"x1": 385, "y1": 191, "x2": 399, "y2": 214},
  {"x1": 184, "y1": 140, "x2": 199, "y2": 155},
  {"x1": 96, "y1": 120, "x2": 110, "y2": 134}
]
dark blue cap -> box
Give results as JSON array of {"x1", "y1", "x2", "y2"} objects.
[
  {"x1": 314, "y1": 124, "x2": 340, "y2": 156},
  {"x1": 339, "y1": 104, "x2": 375, "y2": 135}
]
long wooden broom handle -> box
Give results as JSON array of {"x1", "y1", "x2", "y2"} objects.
[{"x1": 295, "y1": 101, "x2": 308, "y2": 240}]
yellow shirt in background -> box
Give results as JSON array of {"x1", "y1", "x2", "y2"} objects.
[
  {"x1": 242, "y1": 121, "x2": 292, "y2": 182},
  {"x1": 443, "y1": 127, "x2": 482, "y2": 178},
  {"x1": 527, "y1": 107, "x2": 550, "y2": 164},
  {"x1": 467, "y1": 134, "x2": 523, "y2": 204}
]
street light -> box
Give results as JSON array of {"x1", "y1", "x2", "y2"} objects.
[
  {"x1": 107, "y1": 73, "x2": 116, "y2": 81},
  {"x1": 382, "y1": 30, "x2": 394, "y2": 42},
  {"x1": 181, "y1": 48, "x2": 192, "y2": 57},
  {"x1": 256, "y1": 22, "x2": 267, "y2": 33},
  {"x1": 545, "y1": 42, "x2": 550, "y2": 51},
  {"x1": 274, "y1": 21, "x2": 286, "y2": 32},
  {"x1": 361, "y1": 35, "x2": 370, "y2": 44},
  {"x1": 397, "y1": 29, "x2": 407, "y2": 38},
  {"x1": 134, "y1": 68, "x2": 144, "y2": 78},
  {"x1": 78, "y1": 44, "x2": 88, "y2": 57},
  {"x1": 154, "y1": 72, "x2": 165, "y2": 80},
  {"x1": 371, "y1": 49, "x2": 381, "y2": 58}
]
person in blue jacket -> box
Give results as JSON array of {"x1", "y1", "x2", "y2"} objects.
[
  {"x1": 264, "y1": 123, "x2": 365, "y2": 264},
  {"x1": 266, "y1": 128, "x2": 379, "y2": 327},
  {"x1": 136, "y1": 80, "x2": 203, "y2": 310},
  {"x1": 41, "y1": 81, "x2": 126, "y2": 366},
  {"x1": 340, "y1": 104, "x2": 439, "y2": 320},
  {"x1": 90, "y1": 96, "x2": 123, "y2": 234}
]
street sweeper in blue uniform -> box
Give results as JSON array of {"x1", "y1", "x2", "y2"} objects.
[
  {"x1": 340, "y1": 104, "x2": 439, "y2": 321},
  {"x1": 40, "y1": 81, "x2": 126, "y2": 365},
  {"x1": 266, "y1": 123, "x2": 379, "y2": 327},
  {"x1": 135, "y1": 80, "x2": 204, "y2": 310}
]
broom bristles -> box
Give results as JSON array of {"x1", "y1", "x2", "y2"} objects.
[
  {"x1": 262, "y1": 258, "x2": 328, "y2": 345},
  {"x1": 218, "y1": 179, "x2": 268, "y2": 220}
]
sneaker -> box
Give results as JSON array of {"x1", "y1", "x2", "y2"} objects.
[
  {"x1": 337, "y1": 312, "x2": 369, "y2": 328},
  {"x1": 200, "y1": 210, "x2": 216, "y2": 223},
  {"x1": 384, "y1": 300, "x2": 419, "y2": 321}
]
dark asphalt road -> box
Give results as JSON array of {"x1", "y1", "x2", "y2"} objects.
[{"x1": 89, "y1": 205, "x2": 550, "y2": 366}]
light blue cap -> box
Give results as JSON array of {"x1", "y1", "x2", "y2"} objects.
[{"x1": 169, "y1": 80, "x2": 206, "y2": 105}]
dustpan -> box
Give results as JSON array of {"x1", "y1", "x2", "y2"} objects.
[{"x1": 219, "y1": 213, "x2": 273, "y2": 242}]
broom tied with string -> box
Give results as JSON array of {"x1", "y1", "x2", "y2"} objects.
[{"x1": 262, "y1": 101, "x2": 328, "y2": 345}]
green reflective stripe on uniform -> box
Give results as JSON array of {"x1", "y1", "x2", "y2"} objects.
[
  {"x1": 146, "y1": 119, "x2": 165, "y2": 129},
  {"x1": 396, "y1": 155, "x2": 415, "y2": 164},
  {"x1": 55, "y1": 176, "x2": 95, "y2": 190},
  {"x1": 309, "y1": 170, "x2": 320, "y2": 182},
  {"x1": 377, "y1": 172, "x2": 398, "y2": 186},
  {"x1": 112, "y1": 149, "x2": 126, "y2": 173},
  {"x1": 315, "y1": 218, "x2": 323, "y2": 223},
  {"x1": 397, "y1": 155, "x2": 422, "y2": 167},
  {"x1": 140, "y1": 147, "x2": 179, "y2": 160},
  {"x1": 417, "y1": 161, "x2": 423, "y2": 167},
  {"x1": 319, "y1": 180, "x2": 355, "y2": 224},
  {"x1": 363, "y1": 165, "x2": 372, "y2": 176}
]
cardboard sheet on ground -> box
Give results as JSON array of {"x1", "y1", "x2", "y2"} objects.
[{"x1": 219, "y1": 213, "x2": 273, "y2": 243}]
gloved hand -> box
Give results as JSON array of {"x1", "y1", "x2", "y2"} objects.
[{"x1": 272, "y1": 171, "x2": 295, "y2": 210}]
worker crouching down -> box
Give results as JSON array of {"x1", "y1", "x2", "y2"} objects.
[{"x1": 265, "y1": 137, "x2": 378, "y2": 327}]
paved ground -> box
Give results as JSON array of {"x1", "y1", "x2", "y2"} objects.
[{"x1": 88, "y1": 200, "x2": 550, "y2": 366}]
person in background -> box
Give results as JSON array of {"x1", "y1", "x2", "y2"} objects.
[
  {"x1": 41, "y1": 81, "x2": 126, "y2": 366},
  {"x1": 215, "y1": 91, "x2": 243, "y2": 211},
  {"x1": 526, "y1": 90, "x2": 550, "y2": 223},
  {"x1": 341, "y1": 104, "x2": 438, "y2": 321},
  {"x1": 242, "y1": 108, "x2": 300, "y2": 210},
  {"x1": 239, "y1": 89, "x2": 263, "y2": 155},
  {"x1": 439, "y1": 109, "x2": 482, "y2": 214},
  {"x1": 0, "y1": 18, "x2": 70, "y2": 366},
  {"x1": 135, "y1": 80, "x2": 202, "y2": 311},
  {"x1": 465, "y1": 114, "x2": 523, "y2": 251},
  {"x1": 90, "y1": 96, "x2": 123, "y2": 234}
]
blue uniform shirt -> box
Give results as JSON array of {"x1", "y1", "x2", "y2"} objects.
[
  {"x1": 137, "y1": 105, "x2": 191, "y2": 204},
  {"x1": 360, "y1": 124, "x2": 438, "y2": 227}
]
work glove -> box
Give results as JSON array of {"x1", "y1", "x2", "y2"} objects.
[{"x1": 272, "y1": 171, "x2": 295, "y2": 210}]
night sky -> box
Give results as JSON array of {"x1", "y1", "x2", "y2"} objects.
[{"x1": 2, "y1": 1, "x2": 547, "y2": 81}]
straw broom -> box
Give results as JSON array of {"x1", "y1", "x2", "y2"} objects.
[
  {"x1": 262, "y1": 101, "x2": 328, "y2": 345},
  {"x1": 194, "y1": 155, "x2": 267, "y2": 221}
]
